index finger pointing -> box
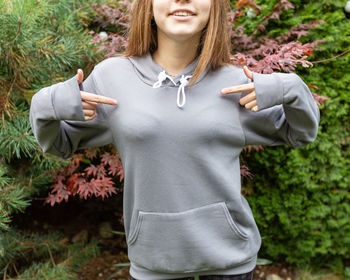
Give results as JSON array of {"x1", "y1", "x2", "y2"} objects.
[
  {"x1": 220, "y1": 82, "x2": 255, "y2": 94},
  {"x1": 81, "y1": 91, "x2": 118, "y2": 105}
]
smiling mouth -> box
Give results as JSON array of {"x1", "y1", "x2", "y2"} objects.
[
  {"x1": 170, "y1": 14, "x2": 195, "y2": 18},
  {"x1": 171, "y1": 13, "x2": 195, "y2": 17},
  {"x1": 169, "y1": 14, "x2": 196, "y2": 22},
  {"x1": 169, "y1": 10, "x2": 196, "y2": 17}
]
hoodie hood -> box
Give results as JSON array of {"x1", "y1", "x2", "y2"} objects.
[{"x1": 127, "y1": 51, "x2": 210, "y2": 108}]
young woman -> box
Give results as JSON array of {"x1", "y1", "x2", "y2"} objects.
[{"x1": 29, "y1": 0, "x2": 320, "y2": 279}]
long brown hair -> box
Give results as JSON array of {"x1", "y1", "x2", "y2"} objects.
[{"x1": 122, "y1": 0, "x2": 232, "y2": 87}]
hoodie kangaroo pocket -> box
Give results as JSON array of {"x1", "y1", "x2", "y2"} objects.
[{"x1": 127, "y1": 201, "x2": 251, "y2": 273}]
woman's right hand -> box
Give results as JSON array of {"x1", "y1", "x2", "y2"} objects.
[{"x1": 77, "y1": 69, "x2": 118, "y2": 121}]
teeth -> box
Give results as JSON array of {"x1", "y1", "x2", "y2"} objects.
[{"x1": 172, "y1": 11, "x2": 193, "y2": 16}]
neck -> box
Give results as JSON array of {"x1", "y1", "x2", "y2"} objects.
[{"x1": 152, "y1": 30, "x2": 201, "y2": 77}]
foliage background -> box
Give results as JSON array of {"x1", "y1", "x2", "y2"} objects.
[
  {"x1": 0, "y1": 0, "x2": 107, "y2": 277},
  {"x1": 239, "y1": 0, "x2": 350, "y2": 273},
  {"x1": 0, "y1": 0, "x2": 349, "y2": 278}
]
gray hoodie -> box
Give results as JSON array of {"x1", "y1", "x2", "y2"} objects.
[{"x1": 30, "y1": 51, "x2": 320, "y2": 279}]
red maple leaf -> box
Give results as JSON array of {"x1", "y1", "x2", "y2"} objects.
[
  {"x1": 88, "y1": 179, "x2": 101, "y2": 197},
  {"x1": 85, "y1": 164, "x2": 106, "y2": 178},
  {"x1": 240, "y1": 165, "x2": 253, "y2": 179},
  {"x1": 66, "y1": 174, "x2": 86, "y2": 194},
  {"x1": 71, "y1": 153, "x2": 84, "y2": 169},
  {"x1": 45, "y1": 194, "x2": 60, "y2": 207},
  {"x1": 84, "y1": 147, "x2": 100, "y2": 159},
  {"x1": 101, "y1": 152, "x2": 117, "y2": 166},
  {"x1": 78, "y1": 180, "x2": 94, "y2": 200}
]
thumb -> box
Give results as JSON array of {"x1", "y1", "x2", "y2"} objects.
[
  {"x1": 77, "y1": 69, "x2": 84, "y2": 84},
  {"x1": 243, "y1": 66, "x2": 254, "y2": 81}
]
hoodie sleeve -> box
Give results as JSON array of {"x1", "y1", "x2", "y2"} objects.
[
  {"x1": 238, "y1": 72, "x2": 320, "y2": 148},
  {"x1": 29, "y1": 68, "x2": 113, "y2": 159}
]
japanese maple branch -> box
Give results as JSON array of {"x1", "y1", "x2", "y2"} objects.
[{"x1": 310, "y1": 48, "x2": 350, "y2": 64}]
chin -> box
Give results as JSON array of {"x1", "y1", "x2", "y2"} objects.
[
  {"x1": 170, "y1": 34, "x2": 199, "y2": 43},
  {"x1": 169, "y1": 29, "x2": 202, "y2": 38}
]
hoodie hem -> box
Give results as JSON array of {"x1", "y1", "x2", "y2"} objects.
[{"x1": 129, "y1": 254, "x2": 257, "y2": 280}]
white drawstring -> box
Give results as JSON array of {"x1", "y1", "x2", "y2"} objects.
[
  {"x1": 153, "y1": 70, "x2": 177, "y2": 88},
  {"x1": 153, "y1": 70, "x2": 192, "y2": 108},
  {"x1": 177, "y1": 75, "x2": 191, "y2": 108}
]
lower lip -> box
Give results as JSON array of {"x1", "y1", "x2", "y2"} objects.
[{"x1": 170, "y1": 15, "x2": 195, "y2": 21}]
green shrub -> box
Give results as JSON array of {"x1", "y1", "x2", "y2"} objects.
[
  {"x1": 240, "y1": 0, "x2": 350, "y2": 274},
  {"x1": 0, "y1": 229, "x2": 100, "y2": 279},
  {"x1": 0, "y1": 0, "x2": 104, "y2": 277}
]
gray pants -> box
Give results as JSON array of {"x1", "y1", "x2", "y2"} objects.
[{"x1": 129, "y1": 269, "x2": 254, "y2": 280}]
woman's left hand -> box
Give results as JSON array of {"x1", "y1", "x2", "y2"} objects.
[{"x1": 220, "y1": 66, "x2": 258, "y2": 112}]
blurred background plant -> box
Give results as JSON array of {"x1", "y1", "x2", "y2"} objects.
[{"x1": 0, "y1": 0, "x2": 111, "y2": 277}]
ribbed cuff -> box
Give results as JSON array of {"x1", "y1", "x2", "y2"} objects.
[
  {"x1": 252, "y1": 72, "x2": 284, "y2": 111},
  {"x1": 52, "y1": 74, "x2": 85, "y2": 121}
]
